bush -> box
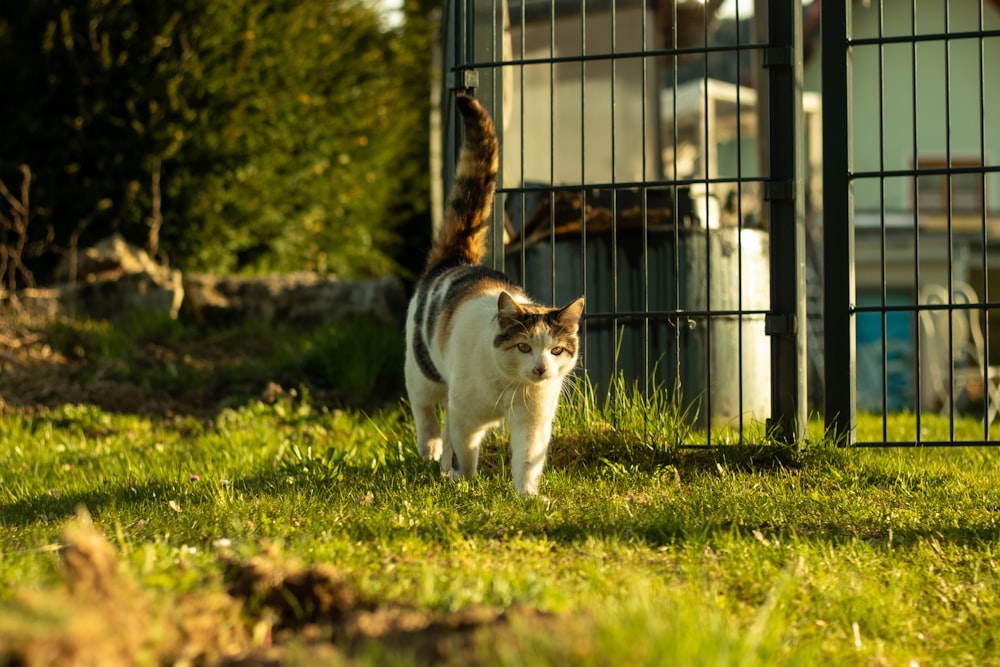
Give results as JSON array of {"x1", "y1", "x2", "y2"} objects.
[{"x1": 0, "y1": 0, "x2": 431, "y2": 281}]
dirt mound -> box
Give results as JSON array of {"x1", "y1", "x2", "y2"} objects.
[
  {"x1": 222, "y1": 547, "x2": 359, "y2": 628},
  {"x1": 0, "y1": 512, "x2": 558, "y2": 666},
  {"x1": 220, "y1": 544, "x2": 556, "y2": 664},
  {"x1": 0, "y1": 510, "x2": 249, "y2": 666}
]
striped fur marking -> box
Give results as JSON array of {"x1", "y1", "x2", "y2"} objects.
[
  {"x1": 412, "y1": 284, "x2": 444, "y2": 384},
  {"x1": 407, "y1": 94, "x2": 519, "y2": 385},
  {"x1": 436, "y1": 266, "x2": 517, "y2": 348}
]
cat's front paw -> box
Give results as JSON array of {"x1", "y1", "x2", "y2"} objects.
[
  {"x1": 418, "y1": 437, "x2": 443, "y2": 462},
  {"x1": 514, "y1": 471, "x2": 543, "y2": 498}
]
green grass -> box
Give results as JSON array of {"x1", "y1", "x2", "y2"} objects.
[
  {"x1": 3, "y1": 394, "x2": 1000, "y2": 664},
  {"x1": 2, "y1": 316, "x2": 1000, "y2": 664}
]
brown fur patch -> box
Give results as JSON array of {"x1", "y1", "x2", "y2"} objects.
[
  {"x1": 493, "y1": 319, "x2": 544, "y2": 349},
  {"x1": 435, "y1": 270, "x2": 517, "y2": 349},
  {"x1": 492, "y1": 292, "x2": 583, "y2": 352}
]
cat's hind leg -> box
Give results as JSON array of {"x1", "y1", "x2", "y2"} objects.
[
  {"x1": 410, "y1": 401, "x2": 443, "y2": 461},
  {"x1": 439, "y1": 416, "x2": 454, "y2": 476},
  {"x1": 406, "y1": 366, "x2": 447, "y2": 461}
]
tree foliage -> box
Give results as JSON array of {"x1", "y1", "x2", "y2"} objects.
[{"x1": 0, "y1": 0, "x2": 433, "y2": 280}]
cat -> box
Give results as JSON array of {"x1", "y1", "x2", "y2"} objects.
[{"x1": 404, "y1": 93, "x2": 584, "y2": 497}]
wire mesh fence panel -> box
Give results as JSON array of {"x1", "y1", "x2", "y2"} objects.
[
  {"x1": 443, "y1": 0, "x2": 814, "y2": 445},
  {"x1": 824, "y1": 0, "x2": 1000, "y2": 446}
]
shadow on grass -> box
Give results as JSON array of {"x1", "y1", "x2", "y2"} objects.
[
  {"x1": 5, "y1": 461, "x2": 999, "y2": 556},
  {"x1": 5, "y1": 420, "x2": 997, "y2": 556},
  {"x1": 1, "y1": 480, "x2": 165, "y2": 528},
  {"x1": 0, "y1": 312, "x2": 405, "y2": 419}
]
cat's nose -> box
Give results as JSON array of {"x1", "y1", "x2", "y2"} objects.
[{"x1": 533, "y1": 365, "x2": 547, "y2": 376}]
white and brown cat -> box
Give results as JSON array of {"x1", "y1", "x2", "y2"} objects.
[{"x1": 404, "y1": 93, "x2": 584, "y2": 497}]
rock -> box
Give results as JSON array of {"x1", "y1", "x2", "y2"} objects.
[
  {"x1": 14, "y1": 235, "x2": 184, "y2": 320},
  {"x1": 7, "y1": 235, "x2": 405, "y2": 328},
  {"x1": 7, "y1": 273, "x2": 184, "y2": 322},
  {"x1": 1, "y1": 287, "x2": 62, "y2": 319},
  {"x1": 181, "y1": 273, "x2": 406, "y2": 328},
  {"x1": 53, "y1": 234, "x2": 162, "y2": 283},
  {"x1": 64, "y1": 269, "x2": 185, "y2": 320}
]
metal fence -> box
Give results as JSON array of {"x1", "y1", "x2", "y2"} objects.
[
  {"x1": 439, "y1": 0, "x2": 999, "y2": 447},
  {"x1": 824, "y1": 0, "x2": 1000, "y2": 446}
]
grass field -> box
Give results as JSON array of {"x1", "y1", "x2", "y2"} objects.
[{"x1": 2, "y1": 313, "x2": 1000, "y2": 665}]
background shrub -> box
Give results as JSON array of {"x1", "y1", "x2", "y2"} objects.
[{"x1": 0, "y1": 0, "x2": 433, "y2": 280}]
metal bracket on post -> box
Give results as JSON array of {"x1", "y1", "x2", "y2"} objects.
[
  {"x1": 764, "y1": 180, "x2": 796, "y2": 202},
  {"x1": 446, "y1": 68, "x2": 479, "y2": 93},
  {"x1": 763, "y1": 46, "x2": 793, "y2": 69},
  {"x1": 765, "y1": 313, "x2": 798, "y2": 337}
]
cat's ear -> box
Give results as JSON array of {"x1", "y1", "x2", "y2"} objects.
[
  {"x1": 497, "y1": 291, "x2": 523, "y2": 326},
  {"x1": 555, "y1": 297, "x2": 585, "y2": 334}
]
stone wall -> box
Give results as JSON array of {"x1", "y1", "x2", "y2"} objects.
[{"x1": 4, "y1": 235, "x2": 407, "y2": 329}]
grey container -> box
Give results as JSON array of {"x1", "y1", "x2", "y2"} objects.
[{"x1": 504, "y1": 227, "x2": 771, "y2": 426}]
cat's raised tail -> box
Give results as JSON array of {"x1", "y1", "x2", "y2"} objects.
[{"x1": 424, "y1": 93, "x2": 499, "y2": 275}]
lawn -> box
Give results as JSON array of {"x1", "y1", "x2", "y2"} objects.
[{"x1": 1, "y1": 313, "x2": 999, "y2": 665}]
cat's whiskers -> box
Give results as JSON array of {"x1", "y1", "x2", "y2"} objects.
[{"x1": 494, "y1": 378, "x2": 516, "y2": 413}]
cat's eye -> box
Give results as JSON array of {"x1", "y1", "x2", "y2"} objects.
[
  {"x1": 551, "y1": 346, "x2": 564, "y2": 356},
  {"x1": 516, "y1": 342, "x2": 531, "y2": 353}
]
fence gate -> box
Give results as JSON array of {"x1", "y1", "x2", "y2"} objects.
[
  {"x1": 823, "y1": 0, "x2": 1000, "y2": 446},
  {"x1": 440, "y1": 0, "x2": 813, "y2": 445}
]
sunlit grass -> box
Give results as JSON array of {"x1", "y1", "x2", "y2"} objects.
[
  {"x1": 855, "y1": 409, "x2": 1000, "y2": 444},
  {"x1": 3, "y1": 317, "x2": 1000, "y2": 664},
  {"x1": 3, "y1": 383, "x2": 1000, "y2": 664}
]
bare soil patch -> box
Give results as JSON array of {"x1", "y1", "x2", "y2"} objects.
[
  {"x1": 0, "y1": 309, "x2": 346, "y2": 418},
  {"x1": 1, "y1": 512, "x2": 560, "y2": 666}
]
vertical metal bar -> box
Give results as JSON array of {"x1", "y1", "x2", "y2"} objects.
[
  {"x1": 767, "y1": 0, "x2": 808, "y2": 444},
  {"x1": 701, "y1": 6, "x2": 713, "y2": 443},
  {"x1": 580, "y1": 0, "x2": 589, "y2": 398},
  {"x1": 492, "y1": 0, "x2": 504, "y2": 273},
  {"x1": 640, "y1": 0, "x2": 650, "y2": 406},
  {"x1": 670, "y1": 0, "x2": 682, "y2": 444},
  {"x1": 911, "y1": 0, "x2": 923, "y2": 443},
  {"x1": 439, "y1": 0, "x2": 462, "y2": 234},
  {"x1": 518, "y1": 0, "x2": 527, "y2": 288},
  {"x1": 978, "y1": 0, "x2": 990, "y2": 439},
  {"x1": 878, "y1": 0, "x2": 889, "y2": 439},
  {"x1": 610, "y1": 0, "x2": 619, "y2": 411},
  {"x1": 735, "y1": 0, "x2": 745, "y2": 443},
  {"x1": 822, "y1": 0, "x2": 856, "y2": 444},
  {"x1": 552, "y1": 0, "x2": 556, "y2": 308},
  {"x1": 548, "y1": 1, "x2": 556, "y2": 306},
  {"x1": 943, "y1": 0, "x2": 957, "y2": 439}
]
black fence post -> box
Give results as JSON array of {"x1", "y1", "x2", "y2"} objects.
[
  {"x1": 766, "y1": 0, "x2": 808, "y2": 444},
  {"x1": 440, "y1": 0, "x2": 504, "y2": 267},
  {"x1": 468, "y1": 0, "x2": 505, "y2": 270},
  {"x1": 821, "y1": 0, "x2": 857, "y2": 444}
]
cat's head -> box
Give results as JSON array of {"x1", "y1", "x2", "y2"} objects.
[{"x1": 492, "y1": 291, "x2": 585, "y2": 383}]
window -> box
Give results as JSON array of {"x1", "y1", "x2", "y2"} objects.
[{"x1": 914, "y1": 158, "x2": 985, "y2": 214}]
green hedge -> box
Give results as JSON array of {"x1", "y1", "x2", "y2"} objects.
[{"x1": 0, "y1": 0, "x2": 432, "y2": 280}]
